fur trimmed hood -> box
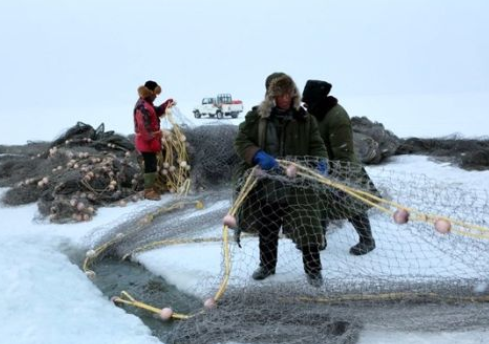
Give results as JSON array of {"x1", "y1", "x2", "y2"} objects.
[
  {"x1": 258, "y1": 74, "x2": 301, "y2": 118},
  {"x1": 137, "y1": 83, "x2": 162, "y2": 99}
]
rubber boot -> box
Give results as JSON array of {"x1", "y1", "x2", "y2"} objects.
[
  {"x1": 143, "y1": 173, "x2": 161, "y2": 201},
  {"x1": 349, "y1": 213, "x2": 375, "y2": 255},
  {"x1": 302, "y1": 246, "x2": 323, "y2": 287},
  {"x1": 251, "y1": 266, "x2": 276, "y2": 280},
  {"x1": 252, "y1": 227, "x2": 279, "y2": 281}
]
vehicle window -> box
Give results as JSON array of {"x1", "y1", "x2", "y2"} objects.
[{"x1": 218, "y1": 94, "x2": 232, "y2": 104}]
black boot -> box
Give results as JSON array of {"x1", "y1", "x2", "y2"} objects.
[
  {"x1": 319, "y1": 217, "x2": 328, "y2": 251},
  {"x1": 252, "y1": 266, "x2": 276, "y2": 280},
  {"x1": 349, "y1": 213, "x2": 376, "y2": 256},
  {"x1": 306, "y1": 273, "x2": 324, "y2": 288},
  {"x1": 302, "y1": 246, "x2": 323, "y2": 287},
  {"x1": 253, "y1": 217, "x2": 279, "y2": 281}
]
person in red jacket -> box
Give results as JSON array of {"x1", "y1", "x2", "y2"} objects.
[{"x1": 133, "y1": 80, "x2": 175, "y2": 200}]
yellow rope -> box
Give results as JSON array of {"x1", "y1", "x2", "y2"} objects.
[
  {"x1": 215, "y1": 169, "x2": 258, "y2": 301},
  {"x1": 80, "y1": 177, "x2": 117, "y2": 197},
  {"x1": 112, "y1": 291, "x2": 192, "y2": 320},
  {"x1": 85, "y1": 160, "x2": 489, "y2": 322},
  {"x1": 278, "y1": 160, "x2": 489, "y2": 240},
  {"x1": 106, "y1": 169, "x2": 260, "y2": 319},
  {"x1": 82, "y1": 200, "x2": 200, "y2": 271},
  {"x1": 296, "y1": 292, "x2": 489, "y2": 304},
  {"x1": 159, "y1": 110, "x2": 191, "y2": 197},
  {"x1": 121, "y1": 237, "x2": 223, "y2": 261}
]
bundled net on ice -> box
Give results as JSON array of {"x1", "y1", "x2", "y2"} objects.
[
  {"x1": 0, "y1": 109, "x2": 398, "y2": 224},
  {"x1": 82, "y1": 155, "x2": 489, "y2": 344},
  {"x1": 0, "y1": 108, "x2": 240, "y2": 222},
  {"x1": 397, "y1": 134, "x2": 489, "y2": 170}
]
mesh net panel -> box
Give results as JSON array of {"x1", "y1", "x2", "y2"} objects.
[
  {"x1": 397, "y1": 135, "x2": 489, "y2": 170},
  {"x1": 2, "y1": 112, "x2": 489, "y2": 343},
  {"x1": 82, "y1": 157, "x2": 489, "y2": 344},
  {"x1": 0, "y1": 112, "x2": 240, "y2": 222}
]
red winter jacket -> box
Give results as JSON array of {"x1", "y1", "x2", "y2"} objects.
[{"x1": 133, "y1": 98, "x2": 170, "y2": 153}]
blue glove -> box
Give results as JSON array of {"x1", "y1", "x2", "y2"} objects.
[
  {"x1": 317, "y1": 160, "x2": 328, "y2": 175},
  {"x1": 252, "y1": 150, "x2": 278, "y2": 170}
]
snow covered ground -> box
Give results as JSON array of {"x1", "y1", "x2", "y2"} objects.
[
  {"x1": 1, "y1": 97, "x2": 489, "y2": 343},
  {"x1": 2, "y1": 0, "x2": 489, "y2": 342}
]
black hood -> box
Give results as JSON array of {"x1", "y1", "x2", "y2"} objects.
[
  {"x1": 302, "y1": 80, "x2": 332, "y2": 106},
  {"x1": 302, "y1": 80, "x2": 337, "y2": 120}
]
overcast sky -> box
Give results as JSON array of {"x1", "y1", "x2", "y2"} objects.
[{"x1": 1, "y1": 0, "x2": 488, "y2": 119}]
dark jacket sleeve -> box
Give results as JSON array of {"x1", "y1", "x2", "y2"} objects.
[
  {"x1": 155, "y1": 99, "x2": 172, "y2": 117},
  {"x1": 307, "y1": 115, "x2": 328, "y2": 158},
  {"x1": 234, "y1": 109, "x2": 261, "y2": 165},
  {"x1": 327, "y1": 106, "x2": 356, "y2": 162}
]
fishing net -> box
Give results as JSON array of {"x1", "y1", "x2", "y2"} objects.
[
  {"x1": 0, "y1": 108, "x2": 398, "y2": 222},
  {"x1": 2, "y1": 109, "x2": 489, "y2": 343},
  {"x1": 0, "y1": 108, "x2": 239, "y2": 222},
  {"x1": 82, "y1": 157, "x2": 489, "y2": 344},
  {"x1": 397, "y1": 134, "x2": 489, "y2": 170},
  {"x1": 351, "y1": 116, "x2": 400, "y2": 164}
]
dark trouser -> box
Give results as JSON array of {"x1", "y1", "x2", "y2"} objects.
[
  {"x1": 142, "y1": 152, "x2": 158, "y2": 189},
  {"x1": 320, "y1": 217, "x2": 329, "y2": 250},
  {"x1": 141, "y1": 152, "x2": 157, "y2": 173},
  {"x1": 349, "y1": 212, "x2": 373, "y2": 243},
  {"x1": 258, "y1": 204, "x2": 322, "y2": 275},
  {"x1": 302, "y1": 246, "x2": 321, "y2": 275},
  {"x1": 258, "y1": 204, "x2": 282, "y2": 272}
]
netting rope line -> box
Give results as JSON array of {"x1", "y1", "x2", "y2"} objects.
[
  {"x1": 80, "y1": 166, "x2": 259, "y2": 320},
  {"x1": 82, "y1": 199, "x2": 209, "y2": 320},
  {"x1": 157, "y1": 109, "x2": 191, "y2": 197},
  {"x1": 80, "y1": 176, "x2": 118, "y2": 196},
  {"x1": 120, "y1": 237, "x2": 223, "y2": 261},
  {"x1": 82, "y1": 200, "x2": 200, "y2": 273},
  {"x1": 106, "y1": 168, "x2": 260, "y2": 320},
  {"x1": 82, "y1": 160, "x2": 489, "y2": 322},
  {"x1": 52, "y1": 136, "x2": 133, "y2": 154},
  {"x1": 281, "y1": 160, "x2": 489, "y2": 239},
  {"x1": 296, "y1": 292, "x2": 489, "y2": 304}
]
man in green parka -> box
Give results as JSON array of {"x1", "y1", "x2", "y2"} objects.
[
  {"x1": 302, "y1": 79, "x2": 377, "y2": 256},
  {"x1": 234, "y1": 73, "x2": 328, "y2": 287}
]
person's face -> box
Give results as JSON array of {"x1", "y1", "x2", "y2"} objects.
[
  {"x1": 274, "y1": 93, "x2": 292, "y2": 110},
  {"x1": 148, "y1": 93, "x2": 157, "y2": 102}
]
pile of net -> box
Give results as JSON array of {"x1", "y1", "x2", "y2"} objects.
[
  {"x1": 82, "y1": 158, "x2": 489, "y2": 344},
  {"x1": 0, "y1": 115, "x2": 240, "y2": 222},
  {"x1": 0, "y1": 112, "x2": 400, "y2": 224},
  {"x1": 351, "y1": 116, "x2": 400, "y2": 164},
  {"x1": 397, "y1": 134, "x2": 489, "y2": 170}
]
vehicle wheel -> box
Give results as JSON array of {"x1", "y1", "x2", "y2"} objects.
[
  {"x1": 194, "y1": 111, "x2": 201, "y2": 119},
  {"x1": 231, "y1": 113, "x2": 238, "y2": 118},
  {"x1": 216, "y1": 111, "x2": 223, "y2": 119}
]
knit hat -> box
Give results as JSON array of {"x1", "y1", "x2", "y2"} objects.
[
  {"x1": 138, "y1": 80, "x2": 162, "y2": 98},
  {"x1": 301, "y1": 80, "x2": 332, "y2": 106}
]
